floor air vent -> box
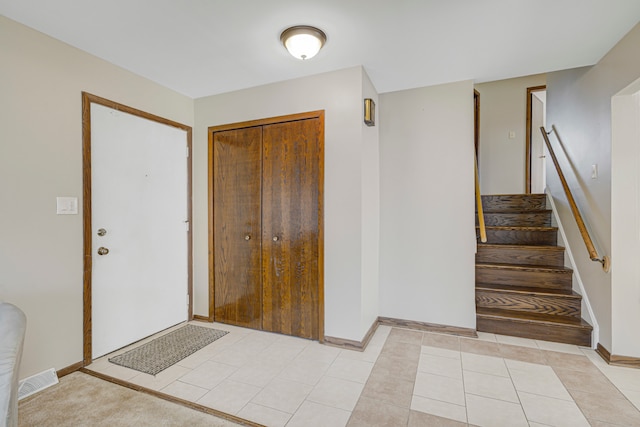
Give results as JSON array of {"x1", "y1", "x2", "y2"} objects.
[{"x1": 18, "y1": 368, "x2": 58, "y2": 400}]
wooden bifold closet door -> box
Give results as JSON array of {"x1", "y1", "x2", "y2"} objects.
[
  {"x1": 212, "y1": 127, "x2": 263, "y2": 330},
  {"x1": 211, "y1": 112, "x2": 323, "y2": 340}
]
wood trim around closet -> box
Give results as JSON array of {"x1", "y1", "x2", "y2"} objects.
[
  {"x1": 207, "y1": 110, "x2": 325, "y2": 341},
  {"x1": 81, "y1": 92, "x2": 193, "y2": 365}
]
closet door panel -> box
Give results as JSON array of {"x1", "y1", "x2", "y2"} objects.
[
  {"x1": 262, "y1": 119, "x2": 320, "y2": 339},
  {"x1": 213, "y1": 127, "x2": 263, "y2": 329}
]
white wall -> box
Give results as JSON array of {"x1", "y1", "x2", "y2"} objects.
[
  {"x1": 476, "y1": 74, "x2": 546, "y2": 194},
  {"x1": 360, "y1": 69, "x2": 380, "y2": 334},
  {"x1": 379, "y1": 80, "x2": 476, "y2": 329},
  {"x1": 611, "y1": 79, "x2": 640, "y2": 357},
  {"x1": 546, "y1": 22, "x2": 640, "y2": 354},
  {"x1": 193, "y1": 66, "x2": 380, "y2": 341},
  {"x1": 0, "y1": 16, "x2": 194, "y2": 378}
]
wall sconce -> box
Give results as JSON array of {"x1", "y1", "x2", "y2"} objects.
[
  {"x1": 364, "y1": 98, "x2": 375, "y2": 126},
  {"x1": 280, "y1": 25, "x2": 326, "y2": 60}
]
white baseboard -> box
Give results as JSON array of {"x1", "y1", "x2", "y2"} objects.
[{"x1": 545, "y1": 188, "x2": 599, "y2": 348}]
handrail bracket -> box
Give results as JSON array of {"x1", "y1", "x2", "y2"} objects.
[{"x1": 592, "y1": 255, "x2": 611, "y2": 273}]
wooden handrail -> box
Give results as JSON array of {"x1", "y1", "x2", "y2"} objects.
[
  {"x1": 540, "y1": 126, "x2": 610, "y2": 272},
  {"x1": 475, "y1": 152, "x2": 487, "y2": 243}
]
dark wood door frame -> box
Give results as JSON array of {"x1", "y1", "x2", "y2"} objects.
[
  {"x1": 525, "y1": 85, "x2": 547, "y2": 193},
  {"x1": 207, "y1": 110, "x2": 325, "y2": 341},
  {"x1": 81, "y1": 92, "x2": 193, "y2": 365}
]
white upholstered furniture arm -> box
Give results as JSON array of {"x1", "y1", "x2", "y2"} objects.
[{"x1": 0, "y1": 303, "x2": 27, "y2": 427}]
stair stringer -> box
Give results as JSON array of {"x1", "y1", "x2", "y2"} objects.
[{"x1": 545, "y1": 188, "x2": 598, "y2": 348}]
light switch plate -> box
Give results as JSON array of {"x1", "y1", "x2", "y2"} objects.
[{"x1": 56, "y1": 197, "x2": 78, "y2": 215}]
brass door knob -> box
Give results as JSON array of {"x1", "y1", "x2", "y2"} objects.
[{"x1": 97, "y1": 247, "x2": 109, "y2": 255}]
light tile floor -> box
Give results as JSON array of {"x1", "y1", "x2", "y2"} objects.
[{"x1": 86, "y1": 322, "x2": 640, "y2": 427}]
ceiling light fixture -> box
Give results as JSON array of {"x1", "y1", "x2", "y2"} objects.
[{"x1": 280, "y1": 25, "x2": 326, "y2": 60}]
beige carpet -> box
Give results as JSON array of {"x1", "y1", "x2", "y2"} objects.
[{"x1": 18, "y1": 371, "x2": 243, "y2": 426}]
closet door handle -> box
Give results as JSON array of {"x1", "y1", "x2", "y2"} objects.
[
  {"x1": 272, "y1": 236, "x2": 279, "y2": 242},
  {"x1": 245, "y1": 235, "x2": 251, "y2": 241}
]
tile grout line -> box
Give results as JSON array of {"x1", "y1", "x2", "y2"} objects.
[
  {"x1": 580, "y1": 348, "x2": 640, "y2": 413},
  {"x1": 346, "y1": 327, "x2": 422, "y2": 427},
  {"x1": 549, "y1": 362, "x2": 640, "y2": 426},
  {"x1": 459, "y1": 342, "x2": 471, "y2": 425},
  {"x1": 92, "y1": 322, "x2": 640, "y2": 427},
  {"x1": 416, "y1": 332, "x2": 470, "y2": 425},
  {"x1": 500, "y1": 358, "x2": 530, "y2": 425},
  {"x1": 405, "y1": 332, "x2": 421, "y2": 427},
  {"x1": 547, "y1": 365, "x2": 593, "y2": 426},
  {"x1": 400, "y1": 329, "x2": 422, "y2": 427}
]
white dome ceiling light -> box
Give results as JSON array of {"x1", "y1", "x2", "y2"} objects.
[{"x1": 280, "y1": 25, "x2": 327, "y2": 60}]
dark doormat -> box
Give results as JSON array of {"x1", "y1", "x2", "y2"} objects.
[{"x1": 108, "y1": 324, "x2": 228, "y2": 375}]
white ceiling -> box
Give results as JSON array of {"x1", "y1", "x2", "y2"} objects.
[{"x1": 2, "y1": 1, "x2": 639, "y2": 98}]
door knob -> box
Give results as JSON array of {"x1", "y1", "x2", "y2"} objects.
[
  {"x1": 245, "y1": 235, "x2": 251, "y2": 241},
  {"x1": 538, "y1": 155, "x2": 546, "y2": 159},
  {"x1": 97, "y1": 228, "x2": 107, "y2": 236},
  {"x1": 272, "y1": 236, "x2": 279, "y2": 242},
  {"x1": 97, "y1": 247, "x2": 109, "y2": 255}
]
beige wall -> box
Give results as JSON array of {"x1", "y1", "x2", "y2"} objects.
[
  {"x1": 379, "y1": 80, "x2": 477, "y2": 329},
  {"x1": 7, "y1": 11, "x2": 592, "y2": 379},
  {"x1": 546, "y1": 22, "x2": 640, "y2": 354},
  {"x1": 475, "y1": 74, "x2": 546, "y2": 194},
  {"x1": 1, "y1": 15, "x2": 474, "y2": 379},
  {"x1": 193, "y1": 66, "x2": 380, "y2": 342},
  {"x1": 0, "y1": 16, "x2": 194, "y2": 378},
  {"x1": 360, "y1": 69, "x2": 381, "y2": 333}
]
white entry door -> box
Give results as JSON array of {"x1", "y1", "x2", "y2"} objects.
[
  {"x1": 91, "y1": 103, "x2": 188, "y2": 359},
  {"x1": 531, "y1": 91, "x2": 547, "y2": 193}
]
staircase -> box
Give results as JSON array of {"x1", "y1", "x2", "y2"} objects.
[{"x1": 475, "y1": 194, "x2": 592, "y2": 346}]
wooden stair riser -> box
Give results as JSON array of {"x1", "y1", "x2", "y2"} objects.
[
  {"x1": 476, "y1": 289, "x2": 581, "y2": 318},
  {"x1": 476, "y1": 266, "x2": 572, "y2": 291},
  {"x1": 480, "y1": 194, "x2": 547, "y2": 211},
  {"x1": 481, "y1": 228, "x2": 557, "y2": 245},
  {"x1": 475, "y1": 193, "x2": 592, "y2": 347},
  {"x1": 476, "y1": 245, "x2": 564, "y2": 267},
  {"x1": 478, "y1": 211, "x2": 552, "y2": 227},
  {"x1": 476, "y1": 315, "x2": 591, "y2": 347}
]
